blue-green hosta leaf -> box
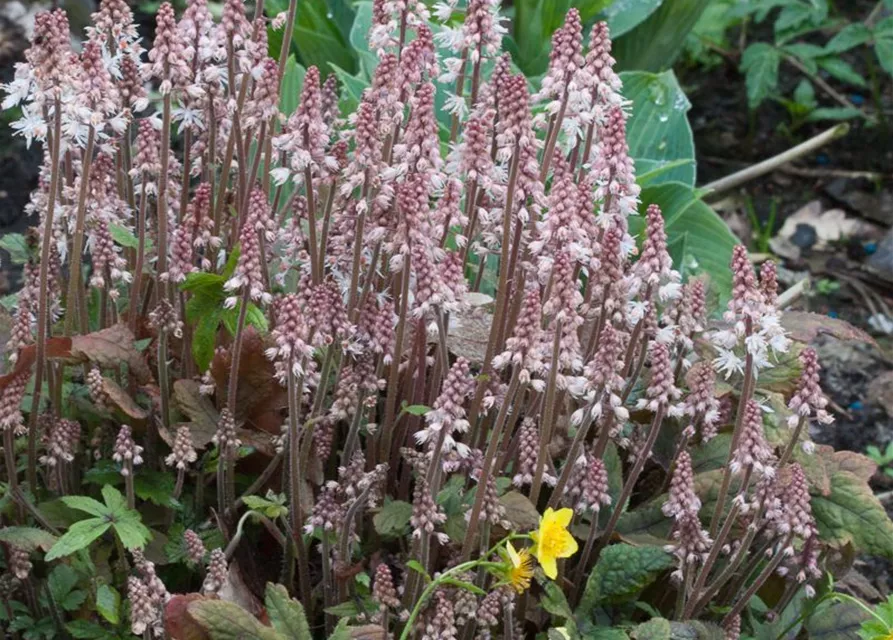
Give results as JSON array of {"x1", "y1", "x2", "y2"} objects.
[
  {"x1": 599, "y1": 0, "x2": 663, "y2": 39},
  {"x1": 294, "y1": 1, "x2": 356, "y2": 76},
  {"x1": 279, "y1": 55, "x2": 307, "y2": 117},
  {"x1": 349, "y1": 2, "x2": 378, "y2": 80},
  {"x1": 330, "y1": 64, "x2": 369, "y2": 116},
  {"x1": 621, "y1": 70, "x2": 695, "y2": 187},
  {"x1": 46, "y1": 518, "x2": 111, "y2": 560},
  {"x1": 634, "y1": 182, "x2": 738, "y2": 300},
  {"x1": 803, "y1": 599, "x2": 869, "y2": 640},
  {"x1": 511, "y1": 0, "x2": 571, "y2": 75},
  {"x1": 612, "y1": 0, "x2": 711, "y2": 72}
]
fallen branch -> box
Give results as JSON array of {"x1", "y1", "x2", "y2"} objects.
[
  {"x1": 703, "y1": 123, "x2": 850, "y2": 195},
  {"x1": 779, "y1": 165, "x2": 887, "y2": 181},
  {"x1": 777, "y1": 278, "x2": 810, "y2": 309}
]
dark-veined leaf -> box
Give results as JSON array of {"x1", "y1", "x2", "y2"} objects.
[
  {"x1": 0, "y1": 526, "x2": 57, "y2": 551},
  {"x1": 265, "y1": 583, "x2": 312, "y2": 640},
  {"x1": 580, "y1": 544, "x2": 674, "y2": 610},
  {"x1": 811, "y1": 468, "x2": 893, "y2": 558},
  {"x1": 188, "y1": 599, "x2": 284, "y2": 640}
]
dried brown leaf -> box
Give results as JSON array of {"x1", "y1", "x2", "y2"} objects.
[
  {"x1": 174, "y1": 379, "x2": 220, "y2": 446},
  {"x1": 159, "y1": 421, "x2": 217, "y2": 451},
  {"x1": 101, "y1": 376, "x2": 148, "y2": 420},
  {"x1": 69, "y1": 324, "x2": 152, "y2": 382},
  {"x1": 781, "y1": 311, "x2": 878, "y2": 348},
  {"x1": 347, "y1": 625, "x2": 388, "y2": 640}
]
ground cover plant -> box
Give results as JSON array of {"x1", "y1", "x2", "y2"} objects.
[{"x1": 1, "y1": 0, "x2": 892, "y2": 638}]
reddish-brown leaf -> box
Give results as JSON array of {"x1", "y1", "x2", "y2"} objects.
[
  {"x1": 165, "y1": 594, "x2": 212, "y2": 640},
  {"x1": 817, "y1": 446, "x2": 877, "y2": 483},
  {"x1": 210, "y1": 327, "x2": 285, "y2": 427},
  {"x1": 101, "y1": 376, "x2": 149, "y2": 421},
  {"x1": 66, "y1": 324, "x2": 152, "y2": 382},
  {"x1": 781, "y1": 311, "x2": 878, "y2": 348}
]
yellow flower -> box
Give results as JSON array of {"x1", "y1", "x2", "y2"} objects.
[
  {"x1": 504, "y1": 541, "x2": 534, "y2": 593},
  {"x1": 530, "y1": 507, "x2": 578, "y2": 579}
]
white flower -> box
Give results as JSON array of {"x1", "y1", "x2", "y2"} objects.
[
  {"x1": 713, "y1": 348, "x2": 744, "y2": 379},
  {"x1": 271, "y1": 11, "x2": 288, "y2": 29},
  {"x1": 11, "y1": 109, "x2": 47, "y2": 147},
  {"x1": 444, "y1": 93, "x2": 468, "y2": 118},
  {"x1": 270, "y1": 167, "x2": 291, "y2": 186},
  {"x1": 432, "y1": 1, "x2": 455, "y2": 21}
]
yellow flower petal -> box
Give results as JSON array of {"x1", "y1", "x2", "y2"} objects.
[
  {"x1": 545, "y1": 507, "x2": 574, "y2": 528},
  {"x1": 507, "y1": 541, "x2": 521, "y2": 566},
  {"x1": 531, "y1": 507, "x2": 578, "y2": 580},
  {"x1": 540, "y1": 555, "x2": 558, "y2": 579},
  {"x1": 503, "y1": 541, "x2": 534, "y2": 592}
]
